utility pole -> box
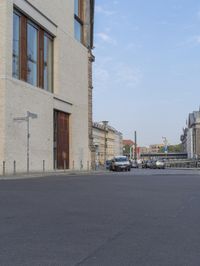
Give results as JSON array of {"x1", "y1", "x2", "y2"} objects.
[
  {"x1": 162, "y1": 137, "x2": 168, "y2": 153},
  {"x1": 14, "y1": 111, "x2": 38, "y2": 173},
  {"x1": 134, "y1": 131, "x2": 137, "y2": 161},
  {"x1": 162, "y1": 136, "x2": 168, "y2": 159},
  {"x1": 102, "y1": 121, "x2": 108, "y2": 166}
]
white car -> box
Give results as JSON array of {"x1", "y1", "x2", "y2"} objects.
[
  {"x1": 156, "y1": 160, "x2": 165, "y2": 169},
  {"x1": 110, "y1": 156, "x2": 131, "y2": 172},
  {"x1": 130, "y1": 159, "x2": 138, "y2": 168}
]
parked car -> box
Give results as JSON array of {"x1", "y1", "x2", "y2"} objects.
[
  {"x1": 146, "y1": 160, "x2": 157, "y2": 169},
  {"x1": 156, "y1": 160, "x2": 165, "y2": 169},
  {"x1": 142, "y1": 160, "x2": 148, "y2": 168},
  {"x1": 130, "y1": 159, "x2": 138, "y2": 168},
  {"x1": 137, "y1": 159, "x2": 143, "y2": 168},
  {"x1": 110, "y1": 156, "x2": 131, "y2": 172},
  {"x1": 105, "y1": 160, "x2": 112, "y2": 169}
]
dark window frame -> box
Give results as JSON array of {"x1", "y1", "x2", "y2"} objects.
[
  {"x1": 27, "y1": 20, "x2": 39, "y2": 87},
  {"x1": 43, "y1": 32, "x2": 54, "y2": 92},
  {"x1": 12, "y1": 11, "x2": 21, "y2": 79},
  {"x1": 74, "y1": 0, "x2": 84, "y2": 44},
  {"x1": 12, "y1": 8, "x2": 54, "y2": 92}
]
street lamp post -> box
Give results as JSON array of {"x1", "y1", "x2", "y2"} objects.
[
  {"x1": 102, "y1": 121, "x2": 109, "y2": 166},
  {"x1": 134, "y1": 131, "x2": 137, "y2": 161},
  {"x1": 14, "y1": 111, "x2": 38, "y2": 173},
  {"x1": 162, "y1": 136, "x2": 168, "y2": 159},
  {"x1": 129, "y1": 144, "x2": 134, "y2": 159}
]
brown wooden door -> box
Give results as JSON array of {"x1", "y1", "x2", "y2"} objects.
[{"x1": 54, "y1": 110, "x2": 69, "y2": 169}]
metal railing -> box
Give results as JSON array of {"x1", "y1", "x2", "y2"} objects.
[
  {"x1": 0, "y1": 159, "x2": 99, "y2": 176},
  {"x1": 166, "y1": 160, "x2": 200, "y2": 169}
]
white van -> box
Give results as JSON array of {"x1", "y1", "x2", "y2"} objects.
[{"x1": 110, "y1": 156, "x2": 131, "y2": 172}]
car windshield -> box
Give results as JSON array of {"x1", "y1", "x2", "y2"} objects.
[{"x1": 115, "y1": 157, "x2": 127, "y2": 162}]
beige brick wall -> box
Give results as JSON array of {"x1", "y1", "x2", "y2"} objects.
[
  {"x1": 0, "y1": 0, "x2": 8, "y2": 170},
  {"x1": 0, "y1": 0, "x2": 91, "y2": 173}
]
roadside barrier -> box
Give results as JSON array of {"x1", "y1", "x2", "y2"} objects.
[
  {"x1": 166, "y1": 160, "x2": 200, "y2": 168},
  {"x1": 0, "y1": 159, "x2": 98, "y2": 176}
]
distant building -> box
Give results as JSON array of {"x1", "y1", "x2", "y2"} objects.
[
  {"x1": 149, "y1": 144, "x2": 165, "y2": 153},
  {"x1": 187, "y1": 128, "x2": 193, "y2": 159},
  {"x1": 137, "y1": 146, "x2": 150, "y2": 159},
  {"x1": 93, "y1": 122, "x2": 123, "y2": 165},
  {"x1": 139, "y1": 146, "x2": 150, "y2": 154},
  {"x1": 180, "y1": 110, "x2": 200, "y2": 159},
  {"x1": 180, "y1": 128, "x2": 188, "y2": 153},
  {"x1": 123, "y1": 140, "x2": 135, "y2": 158}
]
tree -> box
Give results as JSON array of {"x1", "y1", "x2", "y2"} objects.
[{"x1": 159, "y1": 144, "x2": 183, "y2": 153}]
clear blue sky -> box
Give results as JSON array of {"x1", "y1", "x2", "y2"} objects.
[{"x1": 93, "y1": 0, "x2": 200, "y2": 146}]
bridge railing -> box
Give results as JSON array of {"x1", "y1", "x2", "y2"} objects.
[{"x1": 166, "y1": 160, "x2": 200, "y2": 168}]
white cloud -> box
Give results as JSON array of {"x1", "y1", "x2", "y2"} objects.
[
  {"x1": 194, "y1": 35, "x2": 200, "y2": 44},
  {"x1": 93, "y1": 57, "x2": 112, "y2": 92},
  {"x1": 96, "y1": 32, "x2": 117, "y2": 45},
  {"x1": 125, "y1": 42, "x2": 142, "y2": 51},
  {"x1": 94, "y1": 57, "x2": 142, "y2": 92},
  {"x1": 95, "y1": 5, "x2": 116, "y2": 16},
  {"x1": 114, "y1": 63, "x2": 142, "y2": 88},
  {"x1": 176, "y1": 35, "x2": 200, "y2": 47}
]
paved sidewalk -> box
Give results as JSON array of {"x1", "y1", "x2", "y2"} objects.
[
  {"x1": 1, "y1": 167, "x2": 200, "y2": 180},
  {"x1": 0, "y1": 168, "x2": 110, "y2": 180}
]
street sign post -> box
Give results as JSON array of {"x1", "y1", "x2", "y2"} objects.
[{"x1": 13, "y1": 111, "x2": 38, "y2": 173}]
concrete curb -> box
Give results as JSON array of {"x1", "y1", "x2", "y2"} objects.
[
  {"x1": 166, "y1": 168, "x2": 200, "y2": 171},
  {"x1": 0, "y1": 169, "x2": 111, "y2": 180}
]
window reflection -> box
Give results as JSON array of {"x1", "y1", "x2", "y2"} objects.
[
  {"x1": 12, "y1": 13, "x2": 20, "y2": 79},
  {"x1": 74, "y1": 0, "x2": 79, "y2": 16},
  {"x1": 74, "y1": 19, "x2": 82, "y2": 43},
  {"x1": 27, "y1": 23, "x2": 38, "y2": 86},
  {"x1": 74, "y1": 0, "x2": 83, "y2": 43},
  {"x1": 44, "y1": 35, "x2": 53, "y2": 92}
]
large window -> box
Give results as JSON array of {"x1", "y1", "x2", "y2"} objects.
[
  {"x1": 27, "y1": 23, "x2": 38, "y2": 86},
  {"x1": 74, "y1": 0, "x2": 79, "y2": 17},
  {"x1": 74, "y1": 0, "x2": 83, "y2": 43},
  {"x1": 12, "y1": 10, "x2": 53, "y2": 92},
  {"x1": 44, "y1": 34, "x2": 53, "y2": 92},
  {"x1": 12, "y1": 13, "x2": 20, "y2": 79}
]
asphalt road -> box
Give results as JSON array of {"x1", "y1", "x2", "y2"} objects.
[{"x1": 0, "y1": 170, "x2": 200, "y2": 266}]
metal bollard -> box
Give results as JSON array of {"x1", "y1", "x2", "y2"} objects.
[
  {"x1": 3, "y1": 161, "x2": 5, "y2": 176},
  {"x1": 72, "y1": 160, "x2": 75, "y2": 170},
  {"x1": 13, "y1": 161, "x2": 16, "y2": 175},
  {"x1": 80, "y1": 160, "x2": 83, "y2": 170},
  {"x1": 64, "y1": 160, "x2": 66, "y2": 172},
  {"x1": 43, "y1": 160, "x2": 45, "y2": 172}
]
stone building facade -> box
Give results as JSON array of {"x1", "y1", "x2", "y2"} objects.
[
  {"x1": 188, "y1": 111, "x2": 200, "y2": 158},
  {"x1": 0, "y1": 0, "x2": 95, "y2": 173},
  {"x1": 180, "y1": 128, "x2": 188, "y2": 154},
  {"x1": 180, "y1": 110, "x2": 200, "y2": 159},
  {"x1": 149, "y1": 144, "x2": 165, "y2": 153},
  {"x1": 93, "y1": 122, "x2": 123, "y2": 166}
]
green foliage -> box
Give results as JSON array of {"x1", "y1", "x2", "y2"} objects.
[
  {"x1": 123, "y1": 144, "x2": 131, "y2": 156},
  {"x1": 159, "y1": 144, "x2": 183, "y2": 153}
]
